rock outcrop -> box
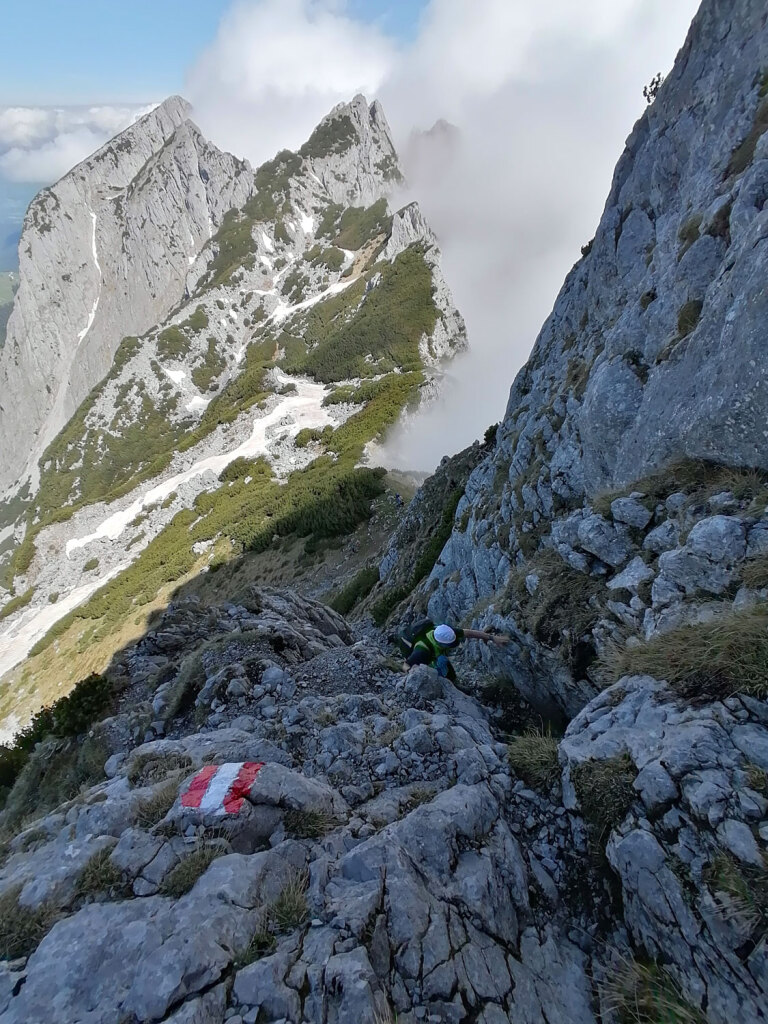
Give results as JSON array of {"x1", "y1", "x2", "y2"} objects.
[
  {"x1": 0, "y1": 97, "x2": 254, "y2": 496},
  {"x1": 0, "y1": 584, "x2": 764, "y2": 1022}
]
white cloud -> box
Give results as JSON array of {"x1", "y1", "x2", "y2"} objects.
[
  {"x1": 186, "y1": 0, "x2": 701, "y2": 469},
  {"x1": 0, "y1": 104, "x2": 156, "y2": 183},
  {"x1": 187, "y1": 0, "x2": 395, "y2": 164}
]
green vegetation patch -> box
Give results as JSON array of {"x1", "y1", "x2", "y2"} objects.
[
  {"x1": 293, "y1": 246, "x2": 436, "y2": 382},
  {"x1": 727, "y1": 70, "x2": 768, "y2": 177},
  {"x1": 0, "y1": 587, "x2": 35, "y2": 622},
  {"x1": 371, "y1": 484, "x2": 463, "y2": 625},
  {"x1": 601, "y1": 608, "x2": 768, "y2": 700},
  {"x1": 191, "y1": 337, "x2": 227, "y2": 392},
  {"x1": 160, "y1": 844, "x2": 224, "y2": 898},
  {"x1": 677, "y1": 299, "x2": 703, "y2": 338},
  {"x1": 330, "y1": 566, "x2": 380, "y2": 615},
  {"x1": 334, "y1": 199, "x2": 392, "y2": 251},
  {"x1": 308, "y1": 246, "x2": 345, "y2": 272},
  {"x1": 299, "y1": 114, "x2": 357, "y2": 159}
]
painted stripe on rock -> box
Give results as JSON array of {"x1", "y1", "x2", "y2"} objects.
[
  {"x1": 181, "y1": 764, "x2": 219, "y2": 809},
  {"x1": 180, "y1": 762, "x2": 266, "y2": 815},
  {"x1": 223, "y1": 762, "x2": 265, "y2": 814},
  {"x1": 199, "y1": 762, "x2": 245, "y2": 813}
]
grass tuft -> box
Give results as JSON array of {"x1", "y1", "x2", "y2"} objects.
[
  {"x1": 127, "y1": 752, "x2": 193, "y2": 789},
  {"x1": 706, "y1": 853, "x2": 767, "y2": 940},
  {"x1": 160, "y1": 843, "x2": 224, "y2": 898},
  {"x1": 271, "y1": 868, "x2": 309, "y2": 933},
  {"x1": 571, "y1": 755, "x2": 637, "y2": 839},
  {"x1": 283, "y1": 809, "x2": 337, "y2": 840},
  {"x1": 600, "y1": 608, "x2": 768, "y2": 701},
  {"x1": 0, "y1": 886, "x2": 60, "y2": 959},
  {"x1": 507, "y1": 728, "x2": 560, "y2": 790},
  {"x1": 134, "y1": 779, "x2": 179, "y2": 829},
  {"x1": 75, "y1": 847, "x2": 129, "y2": 902},
  {"x1": 603, "y1": 956, "x2": 706, "y2": 1023}
]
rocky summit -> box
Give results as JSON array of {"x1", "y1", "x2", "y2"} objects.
[{"x1": 0, "y1": 0, "x2": 767, "y2": 1022}]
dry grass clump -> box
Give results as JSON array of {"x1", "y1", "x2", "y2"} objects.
[
  {"x1": 706, "y1": 853, "x2": 768, "y2": 941},
  {"x1": 160, "y1": 843, "x2": 224, "y2": 898},
  {"x1": 741, "y1": 554, "x2": 768, "y2": 590},
  {"x1": 0, "y1": 886, "x2": 60, "y2": 959},
  {"x1": 127, "y1": 751, "x2": 193, "y2": 788},
  {"x1": 505, "y1": 549, "x2": 603, "y2": 661},
  {"x1": 507, "y1": 728, "x2": 560, "y2": 790},
  {"x1": 600, "y1": 609, "x2": 768, "y2": 701},
  {"x1": 283, "y1": 808, "x2": 337, "y2": 840},
  {"x1": 134, "y1": 778, "x2": 180, "y2": 829},
  {"x1": 570, "y1": 755, "x2": 637, "y2": 839},
  {"x1": 271, "y1": 868, "x2": 310, "y2": 933},
  {"x1": 75, "y1": 847, "x2": 129, "y2": 902},
  {"x1": 602, "y1": 956, "x2": 706, "y2": 1023},
  {"x1": 236, "y1": 867, "x2": 310, "y2": 968},
  {"x1": 592, "y1": 458, "x2": 768, "y2": 519}
]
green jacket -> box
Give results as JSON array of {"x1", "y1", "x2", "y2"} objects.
[{"x1": 412, "y1": 628, "x2": 465, "y2": 664}]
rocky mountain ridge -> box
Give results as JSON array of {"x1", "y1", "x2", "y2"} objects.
[
  {"x1": 0, "y1": 1, "x2": 765, "y2": 1022},
  {"x1": 0, "y1": 93, "x2": 466, "y2": 692}
]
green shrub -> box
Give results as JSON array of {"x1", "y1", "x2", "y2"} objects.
[
  {"x1": 2, "y1": 735, "x2": 108, "y2": 828},
  {"x1": 570, "y1": 755, "x2": 637, "y2": 838},
  {"x1": 483, "y1": 423, "x2": 499, "y2": 447},
  {"x1": 160, "y1": 844, "x2": 224, "y2": 898},
  {"x1": 601, "y1": 609, "x2": 768, "y2": 700},
  {"x1": 156, "y1": 325, "x2": 191, "y2": 361},
  {"x1": 507, "y1": 728, "x2": 560, "y2": 790},
  {"x1": 83, "y1": 557, "x2": 99, "y2": 572},
  {"x1": 183, "y1": 306, "x2": 209, "y2": 333},
  {"x1": 677, "y1": 300, "x2": 703, "y2": 338},
  {"x1": 191, "y1": 337, "x2": 226, "y2": 392},
  {"x1": 309, "y1": 246, "x2": 345, "y2": 272},
  {"x1": 218, "y1": 457, "x2": 271, "y2": 484},
  {"x1": 0, "y1": 587, "x2": 35, "y2": 622},
  {"x1": 297, "y1": 247, "x2": 434, "y2": 382},
  {"x1": 0, "y1": 886, "x2": 59, "y2": 959},
  {"x1": 330, "y1": 566, "x2": 380, "y2": 615}
]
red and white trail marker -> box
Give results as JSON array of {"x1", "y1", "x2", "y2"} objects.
[{"x1": 181, "y1": 762, "x2": 265, "y2": 815}]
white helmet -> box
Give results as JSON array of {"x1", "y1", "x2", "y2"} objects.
[{"x1": 434, "y1": 624, "x2": 457, "y2": 646}]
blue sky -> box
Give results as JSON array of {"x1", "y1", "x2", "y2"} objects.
[{"x1": 0, "y1": 1, "x2": 426, "y2": 105}]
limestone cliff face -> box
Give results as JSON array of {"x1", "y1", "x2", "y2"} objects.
[
  {"x1": 403, "y1": 0, "x2": 768, "y2": 708},
  {"x1": 0, "y1": 97, "x2": 253, "y2": 496}
]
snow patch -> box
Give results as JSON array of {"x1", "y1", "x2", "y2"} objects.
[
  {"x1": 299, "y1": 211, "x2": 314, "y2": 234},
  {"x1": 186, "y1": 396, "x2": 210, "y2": 413},
  {"x1": 271, "y1": 279, "x2": 356, "y2": 324},
  {"x1": 77, "y1": 207, "x2": 102, "y2": 345},
  {"x1": 0, "y1": 560, "x2": 131, "y2": 679},
  {"x1": 261, "y1": 232, "x2": 274, "y2": 253},
  {"x1": 260, "y1": 254, "x2": 273, "y2": 271},
  {"x1": 163, "y1": 368, "x2": 186, "y2": 385}
]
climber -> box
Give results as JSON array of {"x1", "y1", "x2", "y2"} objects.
[{"x1": 393, "y1": 619, "x2": 510, "y2": 682}]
